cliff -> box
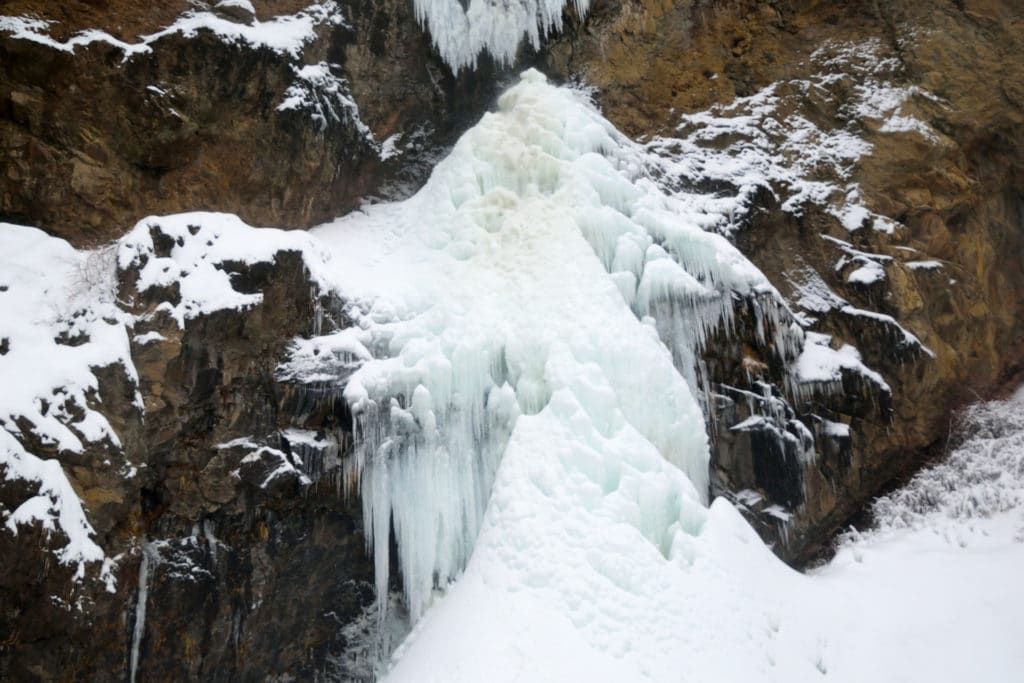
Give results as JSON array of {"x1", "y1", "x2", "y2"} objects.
[{"x1": 1, "y1": 0, "x2": 1022, "y2": 679}]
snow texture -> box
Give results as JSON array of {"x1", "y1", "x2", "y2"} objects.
[
  {"x1": 0, "y1": 2, "x2": 344, "y2": 59},
  {"x1": 1, "y1": 213, "x2": 331, "y2": 584},
  {"x1": 117, "y1": 212, "x2": 331, "y2": 327},
  {"x1": 277, "y1": 62, "x2": 376, "y2": 146},
  {"x1": 0, "y1": 225, "x2": 133, "y2": 580},
  {"x1": 290, "y1": 69, "x2": 806, "y2": 628},
  {"x1": 381, "y1": 392, "x2": 1024, "y2": 682},
  {"x1": 647, "y1": 39, "x2": 941, "y2": 238}
]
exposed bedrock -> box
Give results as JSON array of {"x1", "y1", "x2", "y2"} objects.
[{"x1": 1, "y1": 223, "x2": 375, "y2": 680}]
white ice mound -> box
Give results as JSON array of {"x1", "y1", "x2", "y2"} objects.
[
  {"x1": 306, "y1": 69, "x2": 797, "y2": 626},
  {"x1": 411, "y1": 0, "x2": 590, "y2": 71}
]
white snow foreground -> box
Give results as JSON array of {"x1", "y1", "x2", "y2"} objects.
[{"x1": 381, "y1": 396, "x2": 1024, "y2": 683}]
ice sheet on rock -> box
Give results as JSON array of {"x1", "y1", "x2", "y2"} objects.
[
  {"x1": 117, "y1": 212, "x2": 332, "y2": 327},
  {"x1": 0, "y1": 2, "x2": 344, "y2": 59},
  {"x1": 0, "y1": 225, "x2": 134, "y2": 579},
  {"x1": 304, "y1": 68, "x2": 805, "y2": 625},
  {"x1": 411, "y1": 0, "x2": 591, "y2": 71}
]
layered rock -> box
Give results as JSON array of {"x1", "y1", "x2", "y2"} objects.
[{"x1": 2, "y1": 0, "x2": 1023, "y2": 678}]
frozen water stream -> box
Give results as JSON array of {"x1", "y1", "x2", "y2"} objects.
[
  {"x1": 302, "y1": 69, "x2": 801, "y2": 628},
  {"x1": 298, "y1": 70, "x2": 1024, "y2": 682}
]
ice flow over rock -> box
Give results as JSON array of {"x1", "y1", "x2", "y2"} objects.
[{"x1": 292, "y1": 69, "x2": 804, "y2": 628}]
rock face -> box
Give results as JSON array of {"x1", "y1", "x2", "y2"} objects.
[
  {"x1": 0, "y1": 0, "x2": 501, "y2": 245},
  {"x1": 2, "y1": 0, "x2": 1023, "y2": 679}
]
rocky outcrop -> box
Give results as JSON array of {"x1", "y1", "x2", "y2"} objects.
[
  {"x1": 2, "y1": 0, "x2": 1023, "y2": 678},
  {"x1": 0, "y1": 0, "x2": 502, "y2": 245},
  {"x1": 0, "y1": 220, "x2": 376, "y2": 680}
]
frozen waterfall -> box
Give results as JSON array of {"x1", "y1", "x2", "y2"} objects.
[
  {"x1": 289, "y1": 69, "x2": 803, "y2": 630},
  {"x1": 410, "y1": 0, "x2": 591, "y2": 71}
]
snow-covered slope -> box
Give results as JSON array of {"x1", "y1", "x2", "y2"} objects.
[{"x1": 377, "y1": 397, "x2": 1024, "y2": 683}]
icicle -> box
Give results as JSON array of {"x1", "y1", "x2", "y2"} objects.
[
  {"x1": 411, "y1": 0, "x2": 593, "y2": 72},
  {"x1": 129, "y1": 541, "x2": 155, "y2": 683}
]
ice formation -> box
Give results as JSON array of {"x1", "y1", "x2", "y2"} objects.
[
  {"x1": 291, "y1": 69, "x2": 804, "y2": 628},
  {"x1": 377, "y1": 394, "x2": 1024, "y2": 682},
  {"x1": 410, "y1": 0, "x2": 590, "y2": 71}
]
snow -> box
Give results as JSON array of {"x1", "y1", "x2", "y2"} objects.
[
  {"x1": 647, "y1": 39, "x2": 939, "y2": 239},
  {"x1": 117, "y1": 212, "x2": 331, "y2": 327},
  {"x1": 411, "y1": 0, "x2": 591, "y2": 72},
  {"x1": 382, "y1": 397, "x2": 1024, "y2": 683},
  {"x1": 0, "y1": 36, "x2": 1005, "y2": 682},
  {"x1": 0, "y1": 2, "x2": 343, "y2": 59},
  {"x1": 845, "y1": 260, "x2": 885, "y2": 285},
  {"x1": 218, "y1": 436, "x2": 311, "y2": 488},
  {"x1": 0, "y1": 225, "x2": 134, "y2": 579},
  {"x1": 1, "y1": 214, "x2": 330, "y2": 582},
  {"x1": 277, "y1": 62, "x2": 376, "y2": 145},
  {"x1": 794, "y1": 331, "x2": 890, "y2": 393}
]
